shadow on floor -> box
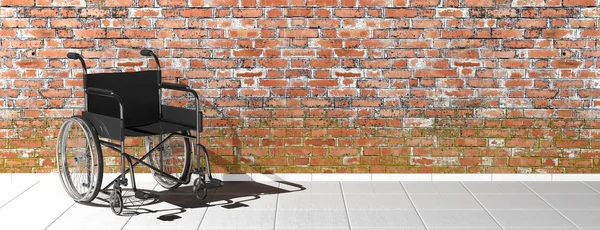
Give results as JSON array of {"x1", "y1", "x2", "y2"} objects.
[{"x1": 80, "y1": 180, "x2": 305, "y2": 217}]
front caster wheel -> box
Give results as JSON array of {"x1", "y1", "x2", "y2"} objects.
[
  {"x1": 110, "y1": 190, "x2": 123, "y2": 215},
  {"x1": 193, "y1": 177, "x2": 207, "y2": 200}
]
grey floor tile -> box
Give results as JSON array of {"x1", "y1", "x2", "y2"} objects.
[
  {"x1": 353, "y1": 228, "x2": 425, "y2": 230},
  {"x1": 402, "y1": 182, "x2": 470, "y2": 195},
  {"x1": 275, "y1": 209, "x2": 349, "y2": 228},
  {"x1": 279, "y1": 181, "x2": 341, "y2": 195},
  {"x1": 489, "y1": 210, "x2": 576, "y2": 228},
  {"x1": 584, "y1": 182, "x2": 600, "y2": 193},
  {"x1": 463, "y1": 182, "x2": 533, "y2": 195},
  {"x1": 347, "y1": 209, "x2": 425, "y2": 229},
  {"x1": 0, "y1": 173, "x2": 11, "y2": 182},
  {"x1": 200, "y1": 209, "x2": 275, "y2": 228},
  {"x1": 539, "y1": 194, "x2": 600, "y2": 209},
  {"x1": 124, "y1": 187, "x2": 210, "y2": 230},
  {"x1": 418, "y1": 210, "x2": 501, "y2": 228},
  {"x1": 276, "y1": 228, "x2": 349, "y2": 230},
  {"x1": 344, "y1": 194, "x2": 414, "y2": 210},
  {"x1": 504, "y1": 228, "x2": 577, "y2": 230},
  {"x1": 208, "y1": 194, "x2": 278, "y2": 210},
  {"x1": 524, "y1": 182, "x2": 598, "y2": 194},
  {"x1": 199, "y1": 228, "x2": 273, "y2": 230},
  {"x1": 429, "y1": 228, "x2": 503, "y2": 230},
  {"x1": 214, "y1": 181, "x2": 282, "y2": 195},
  {"x1": 0, "y1": 178, "x2": 74, "y2": 230},
  {"x1": 560, "y1": 210, "x2": 600, "y2": 228},
  {"x1": 474, "y1": 194, "x2": 552, "y2": 209},
  {"x1": 278, "y1": 194, "x2": 345, "y2": 210},
  {"x1": 410, "y1": 194, "x2": 483, "y2": 210},
  {"x1": 0, "y1": 181, "x2": 37, "y2": 208},
  {"x1": 50, "y1": 177, "x2": 159, "y2": 230},
  {"x1": 341, "y1": 181, "x2": 405, "y2": 194}
]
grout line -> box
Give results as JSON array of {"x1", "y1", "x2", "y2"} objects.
[
  {"x1": 121, "y1": 182, "x2": 159, "y2": 230},
  {"x1": 339, "y1": 181, "x2": 352, "y2": 230},
  {"x1": 273, "y1": 182, "x2": 280, "y2": 230},
  {"x1": 44, "y1": 202, "x2": 76, "y2": 230},
  {"x1": 400, "y1": 181, "x2": 429, "y2": 230},
  {"x1": 196, "y1": 188, "x2": 212, "y2": 230},
  {"x1": 520, "y1": 182, "x2": 582, "y2": 230},
  {"x1": 0, "y1": 181, "x2": 39, "y2": 209},
  {"x1": 582, "y1": 181, "x2": 600, "y2": 195},
  {"x1": 460, "y1": 182, "x2": 506, "y2": 230}
]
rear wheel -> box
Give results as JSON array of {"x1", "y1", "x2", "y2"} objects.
[
  {"x1": 56, "y1": 116, "x2": 103, "y2": 203},
  {"x1": 144, "y1": 131, "x2": 192, "y2": 189}
]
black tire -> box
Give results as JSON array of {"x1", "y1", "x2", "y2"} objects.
[
  {"x1": 144, "y1": 131, "x2": 192, "y2": 189},
  {"x1": 110, "y1": 190, "x2": 123, "y2": 215},
  {"x1": 56, "y1": 116, "x2": 103, "y2": 203},
  {"x1": 193, "y1": 177, "x2": 208, "y2": 200}
]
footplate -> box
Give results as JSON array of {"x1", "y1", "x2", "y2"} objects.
[{"x1": 196, "y1": 178, "x2": 224, "y2": 189}]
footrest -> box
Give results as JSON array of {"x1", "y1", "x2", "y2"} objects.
[
  {"x1": 204, "y1": 178, "x2": 224, "y2": 189},
  {"x1": 135, "y1": 190, "x2": 158, "y2": 199}
]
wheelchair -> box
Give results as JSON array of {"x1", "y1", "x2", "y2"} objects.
[{"x1": 56, "y1": 49, "x2": 223, "y2": 215}]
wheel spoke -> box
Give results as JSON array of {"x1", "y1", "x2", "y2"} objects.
[{"x1": 145, "y1": 132, "x2": 191, "y2": 189}]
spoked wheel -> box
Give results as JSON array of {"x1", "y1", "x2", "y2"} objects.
[
  {"x1": 56, "y1": 116, "x2": 103, "y2": 203},
  {"x1": 193, "y1": 175, "x2": 208, "y2": 200},
  {"x1": 144, "y1": 131, "x2": 192, "y2": 189},
  {"x1": 109, "y1": 185, "x2": 123, "y2": 215}
]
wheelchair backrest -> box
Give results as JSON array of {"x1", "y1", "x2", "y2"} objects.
[{"x1": 84, "y1": 70, "x2": 160, "y2": 127}]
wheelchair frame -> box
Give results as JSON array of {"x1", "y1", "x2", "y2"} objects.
[{"x1": 58, "y1": 50, "x2": 222, "y2": 215}]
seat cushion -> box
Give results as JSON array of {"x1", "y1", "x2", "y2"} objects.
[{"x1": 124, "y1": 121, "x2": 193, "y2": 137}]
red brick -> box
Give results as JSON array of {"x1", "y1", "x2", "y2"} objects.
[
  {"x1": 1, "y1": 0, "x2": 34, "y2": 6},
  {"x1": 563, "y1": 0, "x2": 596, "y2": 6},
  {"x1": 103, "y1": 0, "x2": 134, "y2": 6},
  {"x1": 410, "y1": 0, "x2": 439, "y2": 6}
]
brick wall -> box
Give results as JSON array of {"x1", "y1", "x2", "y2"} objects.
[{"x1": 1, "y1": 0, "x2": 600, "y2": 174}]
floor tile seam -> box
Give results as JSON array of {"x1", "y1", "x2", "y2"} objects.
[
  {"x1": 273, "y1": 187, "x2": 279, "y2": 230},
  {"x1": 0, "y1": 181, "x2": 39, "y2": 209},
  {"x1": 581, "y1": 182, "x2": 600, "y2": 195},
  {"x1": 197, "y1": 188, "x2": 219, "y2": 230},
  {"x1": 339, "y1": 181, "x2": 353, "y2": 230},
  {"x1": 121, "y1": 182, "x2": 159, "y2": 230},
  {"x1": 520, "y1": 182, "x2": 582, "y2": 230},
  {"x1": 400, "y1": 181, "x2": 429, "y2": 230},
  {"x1": 459, "y1": 181, "x2": 506, "y2": 230},
  {"x1": 43, "y1": 202, "x2": 75, "y2": 230}
]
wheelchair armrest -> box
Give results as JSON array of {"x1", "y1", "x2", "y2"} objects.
[
  {"x1": 85, "y1": 87, "x2": 125, "y2": 120},
  {"x1": 158, "y1": 83, "x2": 202, "y2": 133},
  {"x1": 159, "y1": 82, "x2": 199, "y2": 100},
  {"x1": 160, "y1": 82, "x2": 189, "y2": 91}
]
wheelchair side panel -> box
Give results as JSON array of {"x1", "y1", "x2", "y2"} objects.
[
  {"x1": 83, "y1": 111, "x2": 124, "y2": 141},
  {"x1": 161, "y1": 105, "x2": 202, "y2": 131}
]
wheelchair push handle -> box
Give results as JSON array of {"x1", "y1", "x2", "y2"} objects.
[
  {"x1": 140, "y1": 49, "x2": 153, "y2": 56},
  {"x1": 67, "y1": 52, "x2": 80, "y2": 59},
  {"x1": 67, "y1": 52, "x2": 88, "y2": 75},
  {"x1": 140, "y1": 49, "x2": 161, "y2": 74}
]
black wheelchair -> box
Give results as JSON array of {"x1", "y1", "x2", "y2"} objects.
[{"x1": 56, "y1": 49, "x2": 223, "y2": 215}]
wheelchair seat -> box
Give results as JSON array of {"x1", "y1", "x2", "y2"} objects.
[{"x1": 124, "y1": 120, "x2": 192, "y2": 137}]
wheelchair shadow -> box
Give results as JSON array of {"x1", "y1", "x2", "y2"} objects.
[{"x1": 83, "y1": 180, "x2": 305, "y2": 217}]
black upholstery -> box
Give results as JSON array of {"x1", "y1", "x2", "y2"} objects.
[
  {"x1": 124, "y1": 121, "x2": 192, "y2": 137},
  {"x1": 85, "y1": 71, "x2": 160, "y2": 128}
]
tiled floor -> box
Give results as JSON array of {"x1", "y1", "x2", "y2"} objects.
[{"x1": 1, "y1": 174, "x2": 600, "y2": 230}]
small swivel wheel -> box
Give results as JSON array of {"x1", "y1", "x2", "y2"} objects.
[
  {"x1": 193, "y1": 175, "x2": 208, "y2": 200},
  {"x1": 110, "y1": 184, "x2": 123, "y2": 215}
]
